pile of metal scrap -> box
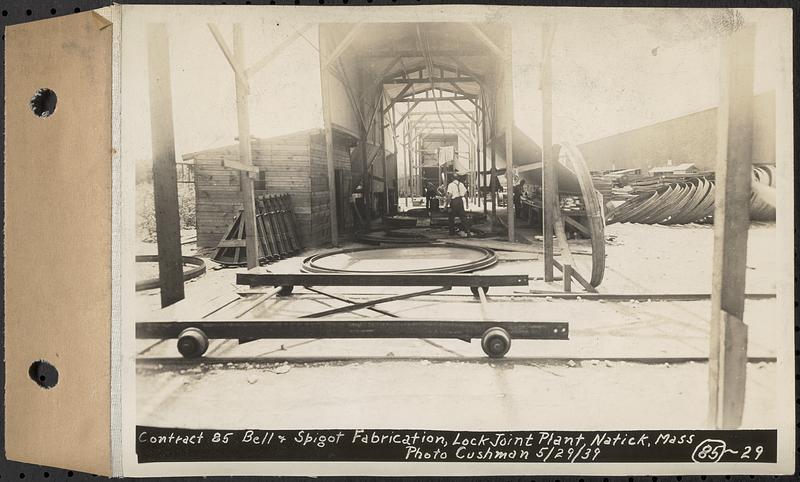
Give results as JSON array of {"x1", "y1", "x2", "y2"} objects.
[{"x1": 605, "y1": 165, "x2": 776, "y2": 225}]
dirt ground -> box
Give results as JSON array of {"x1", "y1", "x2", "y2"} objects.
[{"x1": 136, "y1": 221, "x2": 781, "y2": 430}]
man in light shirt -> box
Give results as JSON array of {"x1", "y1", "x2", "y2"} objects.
[{"x1": 446, "y1": 174, "x2": 471, "y2": 237}]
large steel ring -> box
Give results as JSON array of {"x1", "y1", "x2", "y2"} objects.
[
  {"x1": 135, "y1": 255, "x2": 207, "y2": 291},
  {"x1": 301, "y1": 244, "x2": 498, "y2": 274}
]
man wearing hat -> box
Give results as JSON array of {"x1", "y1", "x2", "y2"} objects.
[{"x1": 446, "y1": 174, "x2": 471, "y2": 237}]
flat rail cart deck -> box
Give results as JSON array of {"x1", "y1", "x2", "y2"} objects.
[{"x1": 136, "y1": 272, "x2": 570, "y2": 359}]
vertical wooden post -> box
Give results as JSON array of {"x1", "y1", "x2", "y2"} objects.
[
  {"x1": 490, "y1": 130, "x2": 497, "y2": 216},
  {"x1": 708, "y1": 23, "x2": 755, "y2": 430},
  {"x1": 481, "y1": 99, "x2": 488, "y2": 215},
  {"x1": 405, "y1": 126, "x2": 411, "y2": 205},
  {"x1": 381, "y1": 98, "x2": 390, "y2": 214},
  {"x1": 390, "y1": 102, "x2": 400, "y2": 212},
  {"x1": 563, "y1": 264, "x2": 572, "y2": 292},
  {"x1": 504, "y1": 27, "x2": 515, "y2": 243},
  {"x1": 475, "y1": 101, "x2": 482, "y2": 208},
  {"x1": 232, "y1": 24, "x2": 260, "y2": 269},
  {"x1": 541, "y1": 23, "x2": 555, "y2": 281},
  {"x1": 360, "y1": 91, "x2": 371, "y2": 226},
  {"x1": 319, "y1": 31, "x2": 339, "y2": 246},
  {"x1": 147, "y1": 24, "x2": 185, "y2": 308}
]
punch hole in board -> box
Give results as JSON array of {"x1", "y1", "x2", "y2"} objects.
[
  {"x1": 29, "y1": 360, "x2": 59, "y2": 389},
  {"x1": 29, "y1": 88, "x2": 57, "y2": 117}
]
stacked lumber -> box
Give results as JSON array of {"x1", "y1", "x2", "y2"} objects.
[
  {"x1": 559, "y1": 195, "x2": 585, "y2": 215},
  {"x1": 589, "y1": 176, "x2": 613, "y2": 199},
  {"x1": 212, "y1": 193, "x2": 302, "y2": 266}
]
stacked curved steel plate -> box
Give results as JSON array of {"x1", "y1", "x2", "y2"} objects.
[
  {"x1": 607, "y1": 165, "x2": 776, "y2": 225},
  {"x1": 750, "y1": 165, "x2": 776, "y2": 221}
]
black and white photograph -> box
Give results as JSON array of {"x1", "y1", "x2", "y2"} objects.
[{"x1": 118, "y1": 5, "x2": 794, "y2": 476}]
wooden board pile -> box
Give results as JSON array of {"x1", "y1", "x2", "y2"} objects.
[
  {"x1": 212, "y1": 193, "x2": 302, "y2": 266},
  {"x1": 559, "y1": 194, "x2": 586, "y2": 215},
  {"x1": 606, "y1": 165, "x2": 776, "y2": 225},
  {"x1": 588, "y1": 176, "x2": 613, "y2": 200}
]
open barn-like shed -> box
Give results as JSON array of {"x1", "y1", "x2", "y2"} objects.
[
  {"x1": 140, "y1": 10, "x2": 780, "y2": 435},
  {"x1": 318, "y1": 22, "x2": 520, "y2": 245}
]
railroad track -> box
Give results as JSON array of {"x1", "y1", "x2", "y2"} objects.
[{"x1": 137, "y1": 355, "x2": 778, "y2": 368}]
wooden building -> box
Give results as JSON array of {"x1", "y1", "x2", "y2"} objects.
[
  {"x1": 577, "y1": 91, "x2": 776, "y2": 172},
  {"x1": 185, "y1": 129, "x2": 359, "y2": 249}
]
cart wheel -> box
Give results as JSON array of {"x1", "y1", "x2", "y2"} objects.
[
  {"x1": 177, "y1": 327, "x2": 209, "y2": 359},
  {"x1": 470, "y1": 286, "x2": 489, "y2": 298},
  {"x1": 481, "y1": 327, "x2": 511, "y2": 358},
  {"x1": 277, "y1": 285, "x2": 294, "y2": 296}
]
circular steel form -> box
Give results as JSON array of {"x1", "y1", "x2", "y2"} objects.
[
  {"x1": 301, "y1": 245, "x2": 497, "y2": 274},
  {"x1": 555, "y1": 143, "x2": 606, "y2": 288},
  {"x1": 135, "y1": 255, "x2": 207, "y2": 292}
]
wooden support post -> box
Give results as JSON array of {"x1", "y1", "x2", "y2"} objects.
[
  {"x1": 475, "y1": 100, "x2": 482, "y2": 208},
  {"x1": 708, "y1": 24, "x2": 756, "y2": 430},
  {"x1": 319, "y1": 32, "x2": 339, "y2": 246},
  {"x1": 390, "y1": 103, "x2": 400, "y2": 212},
  {"x1": 481, "y1": 98, "x2": 488, "y2": 215},
  {"x1": 503, "y1": 28, "x2": 515, "y2": 243},
  {"x1": 231, "y1": 24, "x2": 260, "y2": 270},
  {"x1": 147, "y1": 24, "x2": 185, "y2": 308},
  {"x1": 405, "y1": 127, "x2": 411, "y2": 205},
  {"x1": 381, "y1": 97, "x2": 390, "y2": 215},
  {"x1": 490, "y1": 113, "x2": 497, "y2": 219},
  {"x1": 563, "y1": 264, "x2": 572, "y2": 292},
  {"x1": 359, "y1": 71, "x2": 372, "y2": 226},
  {"x1": 541, "y1": 23, "x2": 555, "y2": 281}
]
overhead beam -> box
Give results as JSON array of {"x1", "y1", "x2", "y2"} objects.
[
  {"x1": 440, "y1": 56, "x2": 487, "y2": 86},
  {"x1": 247, "y1": 24, "x2": 312, "y2": 77},
  {"x1": 322, "y1": 23, "x2": 365, "y2": 71},
  {"x1": 416, "y1": 127, "x2": 472, "y2": 146},
  {"x1": 207, "y1": 23, "x2": 249, "y2": 93},
  {"x1": 364, "y1": 49, "x2": 490, "y2": 58},
  {"x1": 448, "y1": 100, "x2": 477, "y2": 123},
  {"x1": 396, "y1": 84, "x2": 470, "y2": 101},
  {"x1": 407, "y1": 110, "x2": 473, "y2": 117},
  {"x1": 394, "y1": 96, "x2": 475, "y2": 103},
  {"x1": 417, "y1": 25, "x2": 447, "y2": 137},
  {"x1": 412, "y1": 120, "x2": 472, "y2": 127},
  {"x1": 384, "y1": 77, "x2": 480, "y2": 85},
  {"x1": 393, "y1": 100, "x2": 421, "y2": 127},
  {"x1": 467, "y1": 24, "x2": 506, "y2": 59}
]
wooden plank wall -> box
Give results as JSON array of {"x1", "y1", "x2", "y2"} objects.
[
  {"x1": 195, "y1": 130, "x2": 355, "y2": 249},
  {"x1": 310, "y1": 130, "x2": 354, "y2": 238},
  {"x1": 194, "y1": 147, "x2": 242, "y2": 248}
]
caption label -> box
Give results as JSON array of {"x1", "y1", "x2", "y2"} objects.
[{"x1": 136, "y1": 427, "x2": 776, "y2": 464}]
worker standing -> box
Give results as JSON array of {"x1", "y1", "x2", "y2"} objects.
[
  {"x1": 351, "y1": 182, "x2": 367, "y2": 234},
  {"x1": 513, "y1": 179, "x2": 526, "y2": 218},
  {"x1": 424, "y1": 182, "x2": 437, "y2": 214},
  {"x1": 446, "y1": 174, "x2": 471, "y2": 237}
]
